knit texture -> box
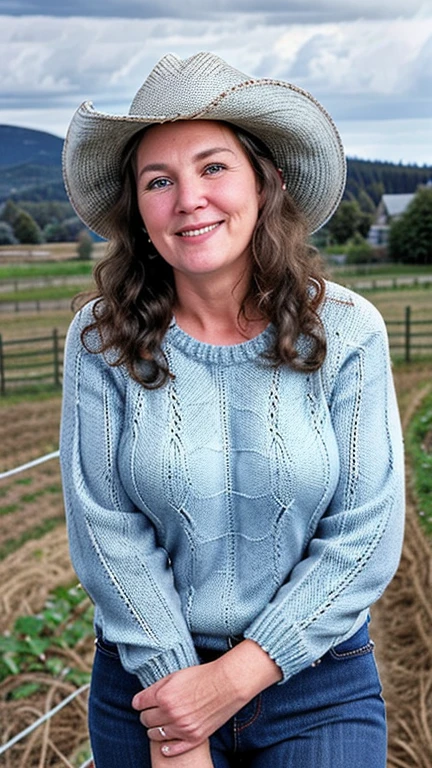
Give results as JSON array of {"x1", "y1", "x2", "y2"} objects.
[
  {"x1": 60, "y1": 281, "x2": 405, "y2": 686},
  {"x1": 62, "y1": 51, "x2": 345, "y2": 240}
]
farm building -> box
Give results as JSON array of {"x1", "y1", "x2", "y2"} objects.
[{"x1": 367, "y1": 193, "x2": 414, "y2": 246}]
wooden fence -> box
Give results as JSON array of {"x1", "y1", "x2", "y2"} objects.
[
  {"x1": 0, "y1": 307, "x2": 431, "y2": 395},
  {"x1": 386, "y1": 307, "x2": 432, "y2": 363},
  {"x1": 0, "y1": 329, "x2": 63, "y2": 395}
]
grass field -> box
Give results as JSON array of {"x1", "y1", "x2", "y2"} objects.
[
  {"x1": 0, "y1": 242, "x2": 106, "y2": 263},
  {"x1": 330, "y1": 262, "x2": 432, "y2": 279}
]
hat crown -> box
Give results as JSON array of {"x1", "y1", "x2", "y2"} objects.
[
  {"x1": 63, "y1": 50, "x2": 346, "y2": 239},
  {"x1": 129, "y1": 52, "x2": 250, "y2": 119}
]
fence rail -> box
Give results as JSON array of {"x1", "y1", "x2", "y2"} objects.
[
  {"x1": 0, "y1": 307, "x2": 431, "y2": 395},
  {"x1": 0, "y1": 298, "x2": 72, "y2": 313},
  {"x1": 0, "y1": 329, "x2": 63, "y2": 395},
  {"x1": 386, "y1": 306, "x2": 432, "y2": 363}
]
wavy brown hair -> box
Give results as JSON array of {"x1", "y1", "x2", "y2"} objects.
[{"x1": 77, "y1": 122, "x2": 327, "y2": 388}]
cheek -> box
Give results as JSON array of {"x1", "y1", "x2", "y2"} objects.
[{"x1": 137, "y1": 197, "x2": 168, "y2": 237}]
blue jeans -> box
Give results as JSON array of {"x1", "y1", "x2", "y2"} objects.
[{"x1": 89, "y1": 622, "x2": 387, "y2": 767}]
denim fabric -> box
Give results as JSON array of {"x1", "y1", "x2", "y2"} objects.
[{"x1": 89, "y1": 622, "x2": 386, "y2": 767}]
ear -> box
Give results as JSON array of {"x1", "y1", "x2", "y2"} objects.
[{"x1": 277, "y1": 168, "x2": 287, "y2": 191}]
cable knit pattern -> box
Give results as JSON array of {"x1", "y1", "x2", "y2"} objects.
[{"x1": 60, "y1": 281, "x2": 405, "y2": 686}]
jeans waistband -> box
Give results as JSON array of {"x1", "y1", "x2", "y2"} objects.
[{"x1": 196, "y1": 634, "x2": 243, "y2": 663}]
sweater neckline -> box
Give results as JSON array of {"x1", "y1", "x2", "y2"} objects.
[{"x1": 164, "y1": 318, "x2": 274, "y2": 365}]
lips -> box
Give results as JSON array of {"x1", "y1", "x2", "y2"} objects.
[{"x1": 177, "y1": 222, "x2": 221, "y2": 237}]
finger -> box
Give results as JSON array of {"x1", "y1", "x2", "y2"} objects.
[
  {"x1": 159, "y1": 740, "x2": 200, "y2": 758},
  {"x1": 139, "y1": 708, "x2": 163, "y2": 728},
  {"x1": 132, "y1": 678, "x2": 165, "y2": 710},
  {"x1": 132, "y1": 689, "x2": 158, "y2": 710},
  {"x1": 147, "y1": 725, "x2": 170, "y2": 742}
]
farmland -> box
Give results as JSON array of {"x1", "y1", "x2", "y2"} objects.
[{"x1": 0, "y1": 259, "x2": 431, "y2": 766}]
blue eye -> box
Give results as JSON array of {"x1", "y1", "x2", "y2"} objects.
[
  {"x1": 205, "y1": 164, "x2": 225, "y2": 175},
  {"x1": 147, "y1": 177, "x2": 171, "y2": 190}
]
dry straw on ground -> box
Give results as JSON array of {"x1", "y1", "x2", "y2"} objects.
[{"x1": 373, "y1": 376, "x2": 432, "y2": 768}]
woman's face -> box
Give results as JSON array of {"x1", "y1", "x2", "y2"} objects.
[{"x1": 135, "y1": 120, "x2": 262, "y2": 287}]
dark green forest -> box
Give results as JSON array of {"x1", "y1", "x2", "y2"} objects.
[{"x1": 345, "y1": 158, "x2": 432, "y2": 207}]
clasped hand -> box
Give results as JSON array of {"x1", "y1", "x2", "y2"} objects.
[
  {"x1": 132, "y1": 658, "x2": 243, "y2": 758},
  {"x1": 132, "y1": 639, "x2": 282, "y2": 759}
]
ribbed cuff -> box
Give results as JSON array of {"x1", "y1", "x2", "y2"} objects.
[
  {"x1": 121, "y1": 642, "x2": 201, "y2": 688},
  {"x1": 244, "y1": 612, "x2": 310, "y2": 682}
]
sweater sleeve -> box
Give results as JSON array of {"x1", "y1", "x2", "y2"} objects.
[
  {"x1": 60, "y1": 307, "x2": 199, "y2": 687},
  {"x1": 244, "y1": 296, "x2": 405, "y2": 681}
]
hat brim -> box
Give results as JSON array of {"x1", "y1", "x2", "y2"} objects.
[{"x1": 63, "y1": 78, "x2": 346, "y2": 239}]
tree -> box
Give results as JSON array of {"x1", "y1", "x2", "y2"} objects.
[
  {"x1": 327, "y1": 201, "x2": 363, "y2": 244},
  {"x1": 77, "y1": 229, "x2": 94, "y2": 261},
  {"x1": 0, "y1": 221, "x2": 18, "y2": 245},
  {"x1": 1, "y1": 199, "x2": 21, "y2": 226},
  {"x1": 44, "y1": 221, "x2": 69, "y2": 242},
  {"x1": 20, "y1": 200, "x2": 74, "y2": 229},
  {"x1": 357, "y1": 189, "x2": 376, "y2": 215},
  {"x1": 63, "y1": 217, "x2": 85, "y2": 241},
  {"x1": 13, "y1": 210, "x2": 43, "y2": 244},
  {"x1": 388, "y1": 187, "x2": 432, "y2": 264},
  {"x1": 345, "y1": 234, "x2": 375, "y2": 265}
]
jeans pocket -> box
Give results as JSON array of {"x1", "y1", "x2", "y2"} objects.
[
  {"x1": 95, "y1": 634, "x2": 121, "y2": 659},
  {"x1": 329, "y1": 623, "x2": 375, "y2": 661}
]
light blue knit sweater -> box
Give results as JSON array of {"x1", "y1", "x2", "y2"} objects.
[{"x1": 60, "y1": 281, "x2": 405, "y2": 686}]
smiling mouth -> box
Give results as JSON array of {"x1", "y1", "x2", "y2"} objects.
[{"x1": 178, "y1": 223, "x2": 221, "y2": 238}]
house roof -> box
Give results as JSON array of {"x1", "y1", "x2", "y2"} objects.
[{"x1": 382, "y1": 193, "x2": 414, "y2": 217}]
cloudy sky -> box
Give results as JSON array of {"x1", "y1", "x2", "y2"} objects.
[{"x1": 0, "y1": 0, "x2": 431, "y2": 165}]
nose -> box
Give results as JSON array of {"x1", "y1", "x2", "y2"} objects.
[{"x1": 174, "y1": 176, "x2": 208, "y2": 214}]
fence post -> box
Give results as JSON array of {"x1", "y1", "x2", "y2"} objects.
[
  {"x1": 404, "y1": 306, "x2": 411, "y2": 364},
  {"x1": 53, "y1": 328, "x2": 60, "y2": 387},
  {"x1": 0, "y1": 334, "x2": 5, "y2": 396}
]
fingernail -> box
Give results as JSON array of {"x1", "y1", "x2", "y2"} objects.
[{"x1": 161, "y1": 745, "x2": 170, "y2": 755}]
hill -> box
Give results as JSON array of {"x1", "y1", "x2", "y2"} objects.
[
  {"x1": 0, "y1": 125, "x2": 66, "y2": 203},
  {"x1": 0, "y1": 125, "x2": 64, "y2": 167},
  {"x1": 0, "y1": 124, "x2": 431, "y2": 207}
]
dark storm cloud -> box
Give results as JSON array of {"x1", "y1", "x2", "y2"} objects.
[{"x1": 0, "y1": 0, "x2": 426, "y2": 20}]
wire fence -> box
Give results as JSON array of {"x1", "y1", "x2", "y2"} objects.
[{"x1": 0, "y1": 450, "x2": 94, "y2": 768}]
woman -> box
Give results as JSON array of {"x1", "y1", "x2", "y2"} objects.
[{"x1": 60, "y1": 52, "x2": 405, "y2": 768}]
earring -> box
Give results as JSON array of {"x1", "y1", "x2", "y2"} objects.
[
  {"x1": 141, "y1": 226, "x2": 152, "y2": 244},
  {"x1": 142, "y1": 226, "x2": 159, "y2": 260}
]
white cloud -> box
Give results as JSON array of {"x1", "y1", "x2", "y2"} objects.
[
  {"x1": 0, "y1": 15, "x2": 281, "y2": 108},
  {"x1": 0, "y1": 9, "x2": 430, "y2": 165},
  {"x1": 274, "y1": 19, "x2": 432, "y2": 100}
]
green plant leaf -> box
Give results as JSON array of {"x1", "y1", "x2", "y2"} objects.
[
  {"x1": 45, "y1": 656, "x2": 66, "y2": 676},
  {"x1": 24, "y1": 636, "x2": 50, "y2": 658},
  {"x1": 2, "y1": 652, "x2": 20, "y2": 675},
  {"x1": 10, "y1": 682, "x2": 42, "y2": 700}
]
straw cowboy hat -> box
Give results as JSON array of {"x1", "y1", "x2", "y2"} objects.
[{"x1": 63, "y1": 51, "x2": 346, "y2": 240}]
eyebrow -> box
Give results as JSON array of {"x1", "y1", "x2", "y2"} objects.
[{"x1": 137, "y1": 147, "x2": 236, "y2": 179}]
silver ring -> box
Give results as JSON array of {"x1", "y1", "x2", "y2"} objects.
[{"x1": 158, "y1": 726, "x2": 168, "y2": 739}]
